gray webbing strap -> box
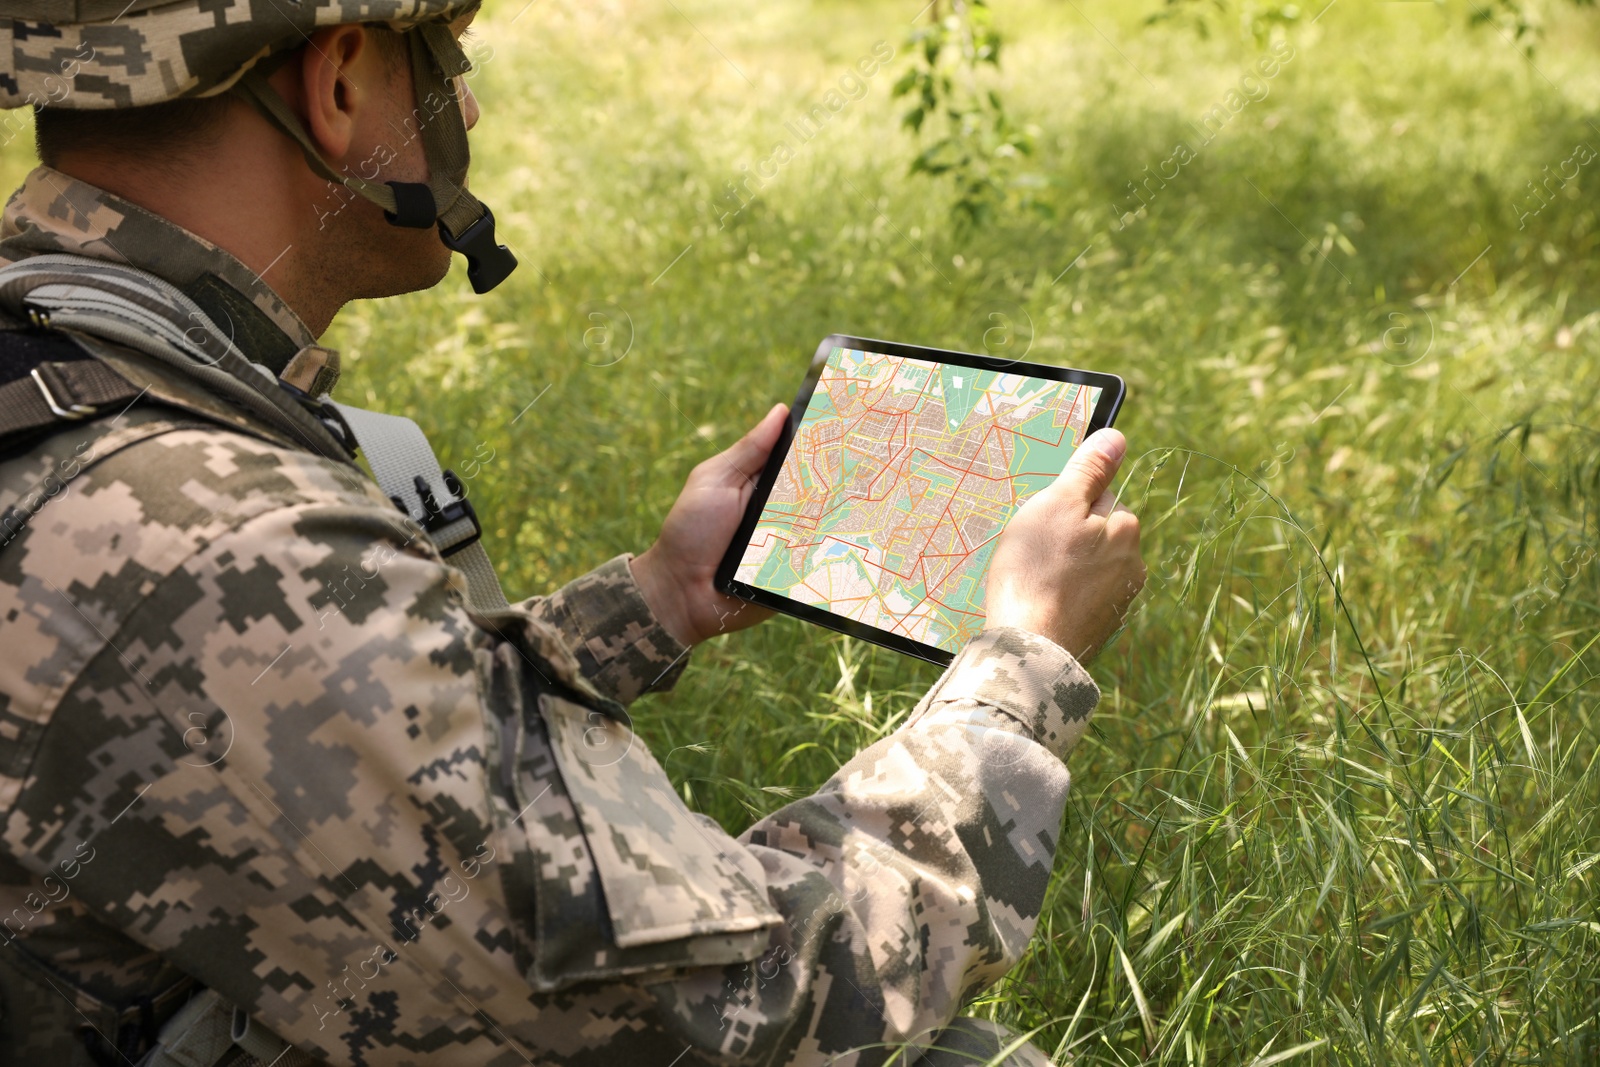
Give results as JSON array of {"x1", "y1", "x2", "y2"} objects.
[
  {"x1": 135, "y1": 988, "x2": 315, "y2": 1067},
  {"x1": 331, "y1": 402, "x2": 508, "y2": 612},
  {"x1": 231, "y1": 1004, "x2": 317, "y2": 1066},
  {"x1": 0, "y1": 258, "x2": 349, "y2": 463},
  {"x1": 0, "y1": 255, "x2": 511, "y2": 613},
  {"x1": 136, "y1": 989, "x2": 234, "y2": 1067}
]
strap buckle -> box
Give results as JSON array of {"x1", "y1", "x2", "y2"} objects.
[
  {"x1": 403, "y1": 470, "x2": 481, "y2": 557},
  {"x1": 439, "y1": 206, "x2": 518, "y2": 294},
  {"x1": 314, "y1": 398, "x2": 359, "y2": 458},
  {"x1": 384, "y1": 181, "x2": 438, "y2": 230},
  {"x1": 30, "y1": 366, "x2": 98, "y2": 419},
  {"x1": 276, "y1": 379, "x2": 359, "y2": 458}
]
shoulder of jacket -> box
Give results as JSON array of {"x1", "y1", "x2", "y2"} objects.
[
  {"x1": 5, "y1": 401, "x2": 386, "y2": 524},
  {"x1": 72, "y1": 331, "x2": 347, "y2": 460},
  {"x1": 0, "y1": 408, "x2": 412, "y2": 673},
  {"x1": 0, "y1": 412, "x2": 424, "y2": 812}
]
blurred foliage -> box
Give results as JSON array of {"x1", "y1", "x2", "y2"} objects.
[
  {"x1": 331, "y1": 0, "x2": 1600, "y2": 1055},
  {"x1": 298, "y1": 0, "x2": 1596, "y2": 1057},
  {"x1": 1150, "y1": 0, "x2": 1598, "y2": 52},
  {"x1": 892, "y1": 0, "x2": 1035, "y2": 228},
  {"x1": 1146, "y1": 0, "x2": 1304, "y2": 45}
]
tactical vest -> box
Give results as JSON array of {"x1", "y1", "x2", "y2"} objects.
[{"x1": 0, "y1": 254, "x2": 512, "y2": 1067}]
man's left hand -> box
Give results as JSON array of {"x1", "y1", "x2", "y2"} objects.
[{"x1": 631, "y1": 403, "x2": 788, "y2": 646}]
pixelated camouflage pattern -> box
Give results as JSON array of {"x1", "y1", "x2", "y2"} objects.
[
  {"x1": 0, "y1": 170, "x2": 1099, "y2": 1065},
  {"x1": 3, "y1": 167, "x2": 323, "y2": 378},
  {"x1": 1, "y1": 1, "x2": 475, "y2": 111},
  {"x1": 528, "y1": 555, "x2": 692, "y2": 703},
  {"x1": 908, "y1": 627, "x2": 1097, "y2": 754}
]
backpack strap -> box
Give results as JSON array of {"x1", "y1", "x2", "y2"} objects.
[
  {"x1": 135, "y1": 988, "x2": 318, "y2": 1067},
  {"x1": 0, "y1": 254, "x2": 511, "y2": 613},
  {"x1": 0, "y1": 326, "x2": 145, "y2": 457},
  {"x1": 0, "y1": 356, "x2": 143, "y2": 432},
  {"x1": 331, "y1": 402, "x2": 507, "y2": 611},
  {"x1": 0, "y1": 255, "x2": 353, "y2": 467}
]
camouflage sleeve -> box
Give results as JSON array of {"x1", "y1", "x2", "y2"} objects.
[
  {"x1": 6, "y1": 422, "x2": 1098, "y2": 1067},
  {"x1": 517, "y1": 553, "x2": 692, "y2": 705},
  {"x1": 639, "y1": 627, "x2": 1099, "y2": 1061}
]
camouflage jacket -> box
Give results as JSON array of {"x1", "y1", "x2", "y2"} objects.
[{"x1": 0, "y1": 166, "x2": 1100, "y2": 1066}]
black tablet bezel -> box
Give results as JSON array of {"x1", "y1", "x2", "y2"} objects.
[{"x1": 714, "y1": 333, "x2": 1126, "y2": 666}]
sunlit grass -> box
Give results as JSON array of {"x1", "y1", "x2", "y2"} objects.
[
  {"x1": 6, "y1": 0, "x2": 1595, "y2": 1060},
  {"x1": 337, "y1": 1, "x2": 1598, "y2": 1061}
]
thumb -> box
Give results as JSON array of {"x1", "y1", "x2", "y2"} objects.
[
  {"x1": 716, "y1": 403, "x2": 788, "y2": 485},
  {"x1": 1056, "y1": 428, "x2": 1127, "y2": 510}
]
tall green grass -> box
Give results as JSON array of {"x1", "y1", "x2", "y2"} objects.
[
  {"x1": 344, "y1": 1, "x2": 1600, "y2": 1061},
  {"x1": 7, "y1": 0, "x2": 1597, "y2": 1060}
]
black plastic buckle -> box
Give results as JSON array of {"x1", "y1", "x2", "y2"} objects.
[
  {"x1": 309, "y1": 397, "x2": 358, "y2": 458},
  {"x1": 276, "y1": 380, "x2": 358, "y2": 459},
  {"x1": 410, "y1": 470, "x2": 481, "y2": 557},
  {"x1": 385, "y1": 181, "x2": 438, "y2": 229},
  {"x1": 439, "y1": 207, "x2": 518, "y2": 294}
]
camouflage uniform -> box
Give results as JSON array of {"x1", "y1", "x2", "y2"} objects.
[{"x1": 0, "y1": 6, "x2": 1100, "y2": 1066}]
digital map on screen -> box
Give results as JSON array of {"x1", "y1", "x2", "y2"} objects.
[{"x1": 734, "y1": 346, "x2": 1102, "y2": 652}]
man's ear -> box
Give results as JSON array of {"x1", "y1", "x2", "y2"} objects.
[{"x1": 287, "y1": 24, "x2": 375, "y2": 163}]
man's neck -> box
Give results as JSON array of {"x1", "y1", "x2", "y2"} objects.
[{"x1": 54, "y1": 149, "x2": 344, "y2": 337}]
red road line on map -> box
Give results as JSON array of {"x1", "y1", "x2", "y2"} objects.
[{"x1": 757, "y1": 358, "x2": 1089, "y2": 638}]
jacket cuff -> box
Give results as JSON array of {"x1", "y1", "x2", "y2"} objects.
[
  {"x1": 913, "y1": 627, "x2": 1099, "y2": 761},
  {"x1": 521, "y1": 554, "x2": 692, "y2": 705}
]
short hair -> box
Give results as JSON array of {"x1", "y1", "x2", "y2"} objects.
[
  {"x1": 34, "y1": 96, "x2": 232, "y2": 170},
  {"x1": 33, "y1": 25, "x2": 411, "y2": 169}
]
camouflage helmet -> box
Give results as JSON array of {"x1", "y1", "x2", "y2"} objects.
[{"x1": 0, "y1": 1, "x2": 517, "y2": 293}]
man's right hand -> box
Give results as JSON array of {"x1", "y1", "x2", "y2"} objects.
[{"x1": 984, "y1": 428, "x2": 1145, "y2": 664}]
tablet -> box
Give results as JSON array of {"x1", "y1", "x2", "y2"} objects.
[{"x1": 715, "y1": 334, "x2": 1125, "y2": 665}]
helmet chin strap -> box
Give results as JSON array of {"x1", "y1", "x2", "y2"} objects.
[{"x1": 235, "y1": 22, "x2": 518, "y2": 294}]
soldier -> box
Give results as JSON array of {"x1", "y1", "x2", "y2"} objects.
[{"x1": 0, "y1": 3, "x2": 1144, "y2": 1065}]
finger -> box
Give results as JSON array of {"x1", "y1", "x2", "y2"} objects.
[
  {"x1": 714, "y1": 403, "x2": 788, "y2": 486},
  {"x1": 1057, "y1": 428, "x2": 1127, "y2": 510}
]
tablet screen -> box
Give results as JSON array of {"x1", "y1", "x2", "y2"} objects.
[{"x1": 730, "y1": 343, "x2": 1105, "y2": 656}]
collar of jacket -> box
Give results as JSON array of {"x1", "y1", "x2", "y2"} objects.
[{"x1": 0, "y1": 166, "x2": 340, "y2": 397}]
